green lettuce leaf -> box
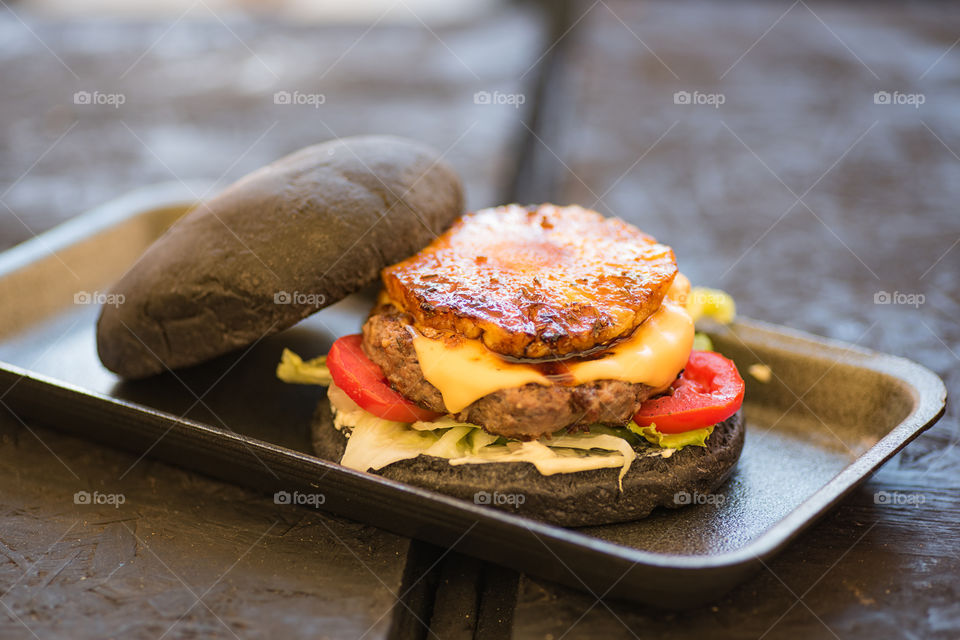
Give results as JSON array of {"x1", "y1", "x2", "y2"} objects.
[
  {"x1": 686, "y1": 287, "x2": 736, "y2": 324},
  {"x1": 276, "y1": 348, "x2": 332, "y2": 385},
  {"x1": 628, "y1": 422, "x2": 714, "y2": 449},
  {"x1": 692, "y1": 332, "x2": 714, "y2": 351}
]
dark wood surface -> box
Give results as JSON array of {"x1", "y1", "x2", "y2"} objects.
[
  {"x1": 0, "y1": 4, "x2": 543, "y2": 639},
  {"x1": 0, "y1": 1, "x2": 957, "y2": 638},
  {"x1": 514, "y1": 2, "x2": 960, "y2": 638}
]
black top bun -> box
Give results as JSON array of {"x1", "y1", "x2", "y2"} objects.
[
  {"x1": 311, "y1": 396, "x2": 745, "y2": 527},
  {"x1": 97, "y1": 135, "x2": 464, "y2": 379}
]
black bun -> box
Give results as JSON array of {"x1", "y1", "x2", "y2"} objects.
[
  {"x1": 311, "y1": 396, "x2": 745, "y2": 527},
  {"x1": 97, "y1": 135, "x2": 464, "y2": 379}
]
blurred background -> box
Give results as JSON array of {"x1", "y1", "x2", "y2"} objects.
[
  {"x1": 1, "y1": 0, "x2": 957, "y2": 345},
  {"x1": 0, "y1": 0, "x2": 958, "y2": 638}
]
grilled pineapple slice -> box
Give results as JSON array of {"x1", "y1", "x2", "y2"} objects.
[{"x1": 382, "y1": 204, "x2": 678, "y2": 358}]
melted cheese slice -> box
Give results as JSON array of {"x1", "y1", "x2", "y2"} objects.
[{"x1": 410, "y1": 302, "x2": 694, "y2": 413}]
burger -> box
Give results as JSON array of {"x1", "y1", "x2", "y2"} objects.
[
  {"x1": 94, "y1": 135, "x2": 745, "y2": 528},
  {"x1": 280, "y1": 204, "x2": 745, "y2": 527}
]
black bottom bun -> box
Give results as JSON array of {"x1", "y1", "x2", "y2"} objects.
[{"x1": 310, "y1": 397, "x2": 745, "y2": 527}]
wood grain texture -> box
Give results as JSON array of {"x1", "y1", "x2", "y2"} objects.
[
  {"x1": 510, "y1": 0, "x2": 960, "y2": 637},
  {"x1": 0, "y1": 0, "x2": 958, "y2": 637},
  {"x1": 0, "y1": 413, "x2": 414, "y2": 640},
  {"x1": 0, "y1": 4, "x2": 543, "y2": 248},
  {"x1": 0, "y1": 4, "x2": 545, "y2": 639}
]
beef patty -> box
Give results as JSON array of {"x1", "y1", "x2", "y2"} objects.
[{"x1": 360, "y1": 304, "x2": 659, "y2": 440}]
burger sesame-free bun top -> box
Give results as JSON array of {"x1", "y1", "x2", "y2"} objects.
[{"x1": 97, "y1": 135, "x2": 464, "y2": 379}]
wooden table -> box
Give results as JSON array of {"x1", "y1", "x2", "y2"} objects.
[{"x1": 0, "y1": 1, "x2": 957, "y2": 638}]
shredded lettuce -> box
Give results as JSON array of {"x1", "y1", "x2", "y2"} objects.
[
  {"x1": 570, "y1": 424, "x2": 647, "y2": 449},
  {"x1": 543, "y1": 433, "x2": 636, "y2": 487},
  {"x1": 628, "y1": 422, "x2": 713, "y2": 449},
  {"x1": 339, "y1": 412, "x2": 441, "y2": 471},
  {"x1": 467, "y1": 429, "x2": 502, "y2": 454},
  {"x1": 276, "y1": 348, "x2": 332, "y2": 385},
  {"x1": 692, "y1": 332, "x2": 714, "y2": 351},
  {"x1": 448, "y1": 438, "x2": 633, "y2": 488},
  {"x1": 686, "y1": 287, "x2": 736, "y2": 324},
  {"x1": 327, "y1": 381, "x2": 638, "y2": 490}
]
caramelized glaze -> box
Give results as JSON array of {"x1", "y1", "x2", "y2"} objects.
[{"x1": 383, "y1": 204, "x2": 678, "y2": 358}]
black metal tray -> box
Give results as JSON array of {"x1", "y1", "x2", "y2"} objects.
[{"x1": 0, "y1": 184, "x2": 946, "y2": 607}]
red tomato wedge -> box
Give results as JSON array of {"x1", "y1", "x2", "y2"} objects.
[
  {"x1": 327, "y1": 334, "x2": 443, "y2": 423},
  {"x1": 633, "y1": 350, "x2": 745, "y2": 433}
]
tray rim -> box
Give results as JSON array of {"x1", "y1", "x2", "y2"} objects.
[
  {"x1": 0, "y1": 181, "x2": 210, "y2": 281},
  {"x1": 0, "y1": 184, "x2": 948, "y2": 587},
  {"x1": 0, "y1": 326, "x2": 943, "y2": 573}
]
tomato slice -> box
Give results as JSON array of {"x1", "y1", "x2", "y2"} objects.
[
  {"x1": 326, "y1": 334, "x2": 443, "y2": 423},
  {"x1": 633, "y1": 350, "x2": 745, "y2": 433}
]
